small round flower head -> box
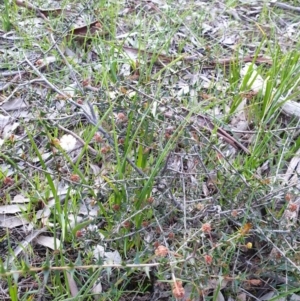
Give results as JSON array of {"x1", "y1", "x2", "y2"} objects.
[
  {"x1": 70, "y1": 174, "x2": 80, "y2": 182},
  {"x1": 204, "y1": 254, "x2": 213, "y2": 265},
  {"x1": 172, "y1": 280, "x2": 185, "y2": 299},
  {"x1": 155, "y1": 245, "x2": 169, "y2": 257},
  {"x1": 201, "y1": 223, "x2": 211, "y2": 233},
  {"x1": 59, "y1": 134, "x2": 77, "y2": 152}
]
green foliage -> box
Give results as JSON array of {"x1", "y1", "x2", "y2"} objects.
[
  {"x1": 1, "y1": 0, "x2": 300, "y2": 300},
  {"x1": 1, "y1": 0, "x2": 13, "y2": 31}
]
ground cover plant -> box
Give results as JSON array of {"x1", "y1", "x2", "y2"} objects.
[{"x1": 1, "y1": 0, "x2": 300, "y2": 300}]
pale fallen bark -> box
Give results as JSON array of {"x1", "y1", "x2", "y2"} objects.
[{"x1": 282, "y1": 100, "x2": 300, "y2": 119}]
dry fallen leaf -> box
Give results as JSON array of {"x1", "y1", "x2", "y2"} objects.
[
  {"x1": 92, "y1": 281, "x2": 102, "y2": 295},
  {"x1": 0, "y1": 214, "x2": 29, "y2": 228},
  {"x1": 104, "y1": 250, "x2": 122, "y2": 265},
  {"x1": 67, "y1": 20, "x2": 105, "y2": 42},
  {"x1": 240, "y1": 63, "x2": 267, "y2": 95},
  {"x1": 35, "y1": 235, "x2": 61, "y2": 250},
  {"x1": 66, "y1": 273, "x2": 79, "y2": 297},
  {"x1": 12, "y1": 194, "x2": 30, "y2": 204},
  {"x1": 0, "y1": 204, "x2": 27, "y2": 214}
]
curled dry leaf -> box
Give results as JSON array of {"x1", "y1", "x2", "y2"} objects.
[
  {"x1": 104, "y1": 250, "x2": 122, "y2": 265},
  {"x1": 93, "y1": 245, "x2": 122, "y2": 264},
  {"x1": 61, "y1": 83, "x2": 77, "y2": 98},
  {"x1": 204, "y1": 278, "x2": 229, "y2": 291},
  {"x1": 67, "y1": 20, "x2": 105, "y2": 42},
  {"x1": 93, "y1": 245, "x2": 105, "y2": 260}
]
